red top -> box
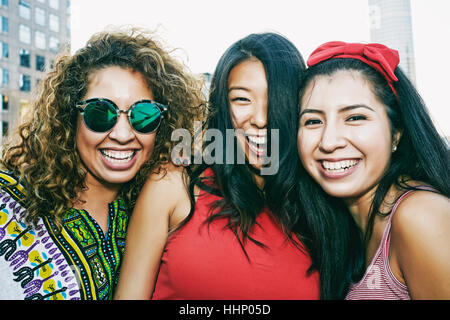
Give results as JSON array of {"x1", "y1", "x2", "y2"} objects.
[{"x1": 152, "y1": 169, "x2": 320, "y2": 300}]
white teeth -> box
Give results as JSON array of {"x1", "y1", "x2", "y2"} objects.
[
  {"x1": 247, "y1": 135, "x2": 267, "y2": 145},
  {"x1": 101, "y1": 150, "x2": 135, "y2": 162},
  {"x1": 246, "y1": 135, "x2": 267, "y2": 156},
  {"x1": 322, "y1": 160, "x2": 358, "y2": 171}
]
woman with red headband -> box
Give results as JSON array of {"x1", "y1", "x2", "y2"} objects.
[{"x1": 297, "y1": 41, "x2": 450, "y2": 299}]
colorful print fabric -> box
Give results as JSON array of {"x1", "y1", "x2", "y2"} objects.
[{"x1": 0, "y1": 171, "x2": 129, "y2": 300}]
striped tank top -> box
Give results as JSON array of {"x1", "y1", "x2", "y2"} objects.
[{"x1": 345, "y1": 186, "x2": 436, "y2": 300}]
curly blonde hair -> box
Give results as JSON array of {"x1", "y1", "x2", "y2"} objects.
[{"x1": 1, "y1": 27, "x2": 206, "y2": 227}]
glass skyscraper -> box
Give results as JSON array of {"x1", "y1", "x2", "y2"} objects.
[{"x1": 369, "y1": 0, "x2": 416, "y2": 84}]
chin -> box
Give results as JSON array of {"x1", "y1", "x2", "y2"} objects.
[
  {"x1": 103, "y1": 171, "x2": 138, "y2": 185},
  {"x1": 246, "y1": 156, "x2": 265, "y2": 171},
  {"x1": 319, "y1": 183, "x2": 359, "y2": 199}
]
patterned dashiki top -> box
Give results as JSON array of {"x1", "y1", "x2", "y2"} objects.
[{"x1": 0, "y1": 171, "x2": 130, "y2": 300}]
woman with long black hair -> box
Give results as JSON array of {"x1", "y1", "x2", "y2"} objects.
[
  {"x1": 115, "y1": 32, "x2": 355, "y2": 299},
  {"x1": 297, "y1": 41, "x2": 450, "y2": 299}
]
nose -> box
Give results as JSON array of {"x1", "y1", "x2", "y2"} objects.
[
  {"x1": 319, "y1": 122, "x2": 347, "y2": 153},
  {"x1": 250, "y1": 100, "x2": 267, "y2": 128},
  {"x1": 108, "y1": 113, "x2": 136, "y2": 144}
]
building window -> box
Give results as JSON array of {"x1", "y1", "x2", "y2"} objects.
[
  {"x1": 49, "y1": 36, "x2": 59, "y2": 53},
  {"x1": 1, "y1": 16, "x2": 8, "y2": 34},
  {"x1": 19, "y1": 0, "x2": 31, "y2": 20},
  {"x1": 36, "y1": 54, "x2": 45, "y2": 71},
  {"x1": 20, "y1": 74, "x2": 31, "y2": 92},
  {"x1": 0, "y1": 94, "x2": 8, "y2": 110},
  {"x1": 0, "y1": 68, "x2": 9, "y2": 85},
  {"x1": 35, "y1": 30, "x2": 46, "y2": 50},
  {"x1": 0, "y1": 41, "x2": 8, "y2": 58},
  {"x1": 49, "y1": 0, "x2": 59, "y2": 10},
  {"x1": 66, "y1": 16, "x2": 70, "y2": 37},
  {"x1": 19, "y1": 24, "x2": 31, "y2": 44},
  {"x1": 1, "y1": 0, "x2": 8, "y2": 8},
  {"x1": 2, "y1": 121, "x2": 8, "y2": 137},
  {"x1": 20, "y1": 49, "x2": 31, "y2": 67},
  {"x1": 49, "y1": 14, "x2": 59, "y2": 32},
  {"x1": 35, "y1": 7, "x2": 46, "y2": 26}
]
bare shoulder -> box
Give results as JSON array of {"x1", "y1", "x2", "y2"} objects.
[
  {"x1": 137, "y1": 162, "x2": 191, "y2": 229},
  {"x1": 391, "y1": 190, "x2": 449, "y2": 235},
  {"x1": 390, "y1": 189, "x2": 450, "y2": 299},
  {"x1": 142, "y1": 162, "x2": 188, "y2": 195},
  {"x1": 147, "y1": 161, "x2": 186, "y2": 184},
  {"x1": 390, "y1": 189, "x2": 450, "y2": 267},
  {"x1": 135, "y1": 163, "x2": 188, "y2": 214}
]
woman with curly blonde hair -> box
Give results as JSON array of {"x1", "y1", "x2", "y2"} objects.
[{"x1": 0, "y1": 27, "x2": 205, "y2": 300}]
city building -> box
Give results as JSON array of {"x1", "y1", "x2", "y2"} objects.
[
  {"x1": 368, "y1": 0, "x2": 416, "y2": 84},
  {"x1": 0, "y1": 0, "x2": 70, "y2": 142},
  {"x1": 202, "y1": 72, "x2": 212, "y2": 98}
]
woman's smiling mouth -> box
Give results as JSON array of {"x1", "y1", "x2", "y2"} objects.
[{"x1": 319, "y1": 159, "x2": 361, "y2": 178}]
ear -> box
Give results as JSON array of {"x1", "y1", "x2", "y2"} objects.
[{"x1": 392, "y1": 129, "x2": 403, "y2": 150}]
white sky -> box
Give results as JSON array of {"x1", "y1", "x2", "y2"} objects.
[{"x1": 70, "y1": 0, "x2": 450, "y2": 136}]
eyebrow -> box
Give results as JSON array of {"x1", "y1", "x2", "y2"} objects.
[
  {"x1": 299, "y1": 108, "x2": 324, "y2": 117},
  {"x1": 341, "y1": 104, "x2": 375, "y2": 112},
  {"x1": 228, "y1": 86, "x2": 250, "y2": 92},
  {"x1": 299, "y1": 104, "x2": 375, "y2": 117}
]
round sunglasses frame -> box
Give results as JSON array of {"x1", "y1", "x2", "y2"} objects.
[{"x1": 75, "y1": 98, "x2": 168, "y2": 134}]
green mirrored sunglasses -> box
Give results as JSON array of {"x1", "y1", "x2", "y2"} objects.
[{"x1": 75, "y1": 98, "x2": 168, "y2": 134}]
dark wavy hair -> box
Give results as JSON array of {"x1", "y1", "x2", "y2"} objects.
[
  {"x1": 297, "y1": 58, "x2": 450, "y2": 298},
  {"x1": 1, "y1": 27, "x2": 205, "y2": 228}
]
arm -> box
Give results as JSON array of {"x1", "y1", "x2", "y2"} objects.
[
  {"x1": 114, "y1": 165, "x2": 189, "y2": 299},
  {"x1": 390, "y1": 191, "x2": 450, "y2": 299}
]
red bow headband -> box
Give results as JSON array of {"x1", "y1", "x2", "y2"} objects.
[{"x1": 307, "y1": 41, "x2": 400, "y2": 96}]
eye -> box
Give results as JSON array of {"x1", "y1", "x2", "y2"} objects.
[
  {"x1": 230, "y1": 97, "x2": 250, "y2": 102},
  {"x1": 346, "y1": 115, "x2": 367, "y2": 122},
  {"x1": 303, "y1": 119, "x2": 323, "y2": 126}
]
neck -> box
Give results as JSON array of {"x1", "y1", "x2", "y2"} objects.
[
  {"x1": 246, "y1": 164, "x2": 265, "y2": 189},
  {"x1": 254, "y1": 174, "x2": 265, "y2": 189},
  {"x1": 74, "y1": 174, "x2": 121, "y2": 210},
  {"x1": 345, "y1": 192, "x2": 374, "y2": 235},
  {"x1": 344, "y1": 184, "x2": 400, "y2": 237}
]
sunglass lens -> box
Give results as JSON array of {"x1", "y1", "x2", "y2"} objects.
[
  {"x1": 130, "y1": 102, "x2": 162, "y2": 133},
  {"x1": 83, "y1": 100, "x2": 117, "y2": 132}
]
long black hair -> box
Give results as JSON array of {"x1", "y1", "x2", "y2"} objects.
[
  {"x1": 297, "y1": 58, "x2": 450, "y2": 298},
  {"x1": 184, "y1": 32, "x2": 321, "y2": 283},
  {"x1": 183, "y1": 32, "x2": 363, "y2": 299}
]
